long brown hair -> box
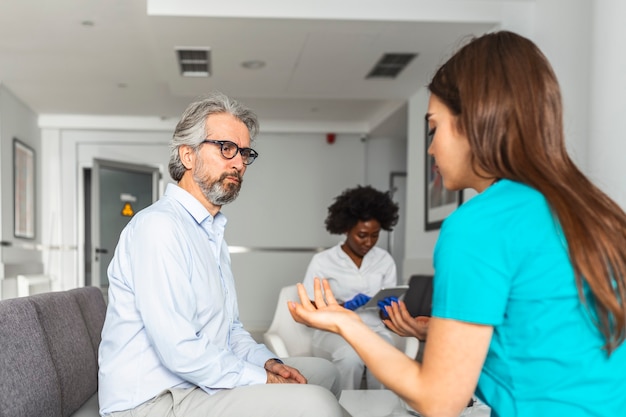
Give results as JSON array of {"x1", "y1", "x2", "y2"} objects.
[{"x1": 429, "y1": 31, "x2": 626, "y2": 353}]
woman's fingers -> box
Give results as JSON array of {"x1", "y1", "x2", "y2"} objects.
[
  {"x1": 388, "y1": 302, "x2": 412, "y2": 333},
  {"x1": 384, "y1": 304, "x2": 403, "y2": 333},
  {"x1": 385, "y1": 300, "x2": 430, "y2": 340},
  {"x1": 288, "y1": 296, "x2": 313, "y2": 326},
  {"x1": 397, "y1": 300, "x2": 414, "y2": 321},
  {"x1": 321, "y1": 279, "x2": 340, "y2": 306},
  {"x1": 383, "y1": 317, "x2": 408, "y2": 336},
  {"x1": 312, "y1": 278, "x2": 328, "y2": 308},
  {"x1": 295, "y1": 283, "x2": 316, "y2": 311}
]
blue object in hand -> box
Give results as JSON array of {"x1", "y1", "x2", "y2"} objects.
[
  {"x1": 377, "y1": 296, "x2": 399, "y2": 319},
  {"x1": 343, "y1": 293, "x2": 372, "y2": 310}
]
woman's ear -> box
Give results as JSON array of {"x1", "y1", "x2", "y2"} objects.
[{"x1": 179, "y1": 145, "x2": 195, "y2": 170}]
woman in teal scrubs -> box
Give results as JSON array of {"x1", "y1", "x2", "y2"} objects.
[{"x1": 289, "y1": 30, "x2": 626, "y2": 417}]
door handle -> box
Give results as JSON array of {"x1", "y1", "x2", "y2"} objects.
[{"x1": 95, "y1": 247, "x2": 108, "y2": 261}]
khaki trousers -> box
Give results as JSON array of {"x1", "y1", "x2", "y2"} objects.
[{"x1": 107, "y1": 357, "x2": 350, "y2": 417}]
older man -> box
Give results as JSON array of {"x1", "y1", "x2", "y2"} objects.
[{"x1": 98, "y1": 92, "x2": 345, "y2": 417}]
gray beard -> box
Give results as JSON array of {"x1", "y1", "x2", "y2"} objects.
[{"x1": 194, "y1": 170, "x2": 242, "y2": 206}]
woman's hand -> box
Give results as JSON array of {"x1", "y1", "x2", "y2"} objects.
[
  {"x1": 383, "y1": 299, "x2": 430, "y2": 341},
  {"x1": 288, "y1": 278, "x2": 362, "y2": 334}
]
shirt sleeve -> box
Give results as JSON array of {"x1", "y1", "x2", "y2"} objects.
[
  {"x1": 226, "y1": 279, "x2": 275, "y2": 364},
  {"x1": 431, "y1": 210, "x2": 510, "y2": 326},
  {"x1": 229, "y1": 320, "x2": 275, "y2": 363}
]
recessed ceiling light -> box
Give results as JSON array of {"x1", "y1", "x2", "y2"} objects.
[{"x1": 241, "y1": 60, "x2": 266, "y2": 70}]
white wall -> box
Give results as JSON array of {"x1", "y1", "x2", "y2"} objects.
[
  {"x1": 0, "y1": 85, "x2": 42, "y2": 298},
  {"x1": 364, "y1": 134, "x2": 408, "y2": 279},
  {"x1": 404, "y1": 88, "x2": 436, "y2": 277},
  {"x1": 531, "y1": 0, "x2": 592, "y2": 171},
  {"x1": 588, "y1": 0, "x2": 626, "y2": 208},
  {"x1": 222, "y1": 132, "x2": 366, "y2": 247}
]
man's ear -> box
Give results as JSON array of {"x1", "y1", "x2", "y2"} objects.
[{"x1": 179, "y1": 145, "x2": 195, "y2": 170}]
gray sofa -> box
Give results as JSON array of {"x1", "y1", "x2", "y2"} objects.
[{"x1": 0, "y1": 286, "x2": 106, "y2": 417}]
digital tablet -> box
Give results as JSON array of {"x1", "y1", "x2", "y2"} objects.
[{"x1": 362, "y1": 285, "x2": 408, "y2": 309}]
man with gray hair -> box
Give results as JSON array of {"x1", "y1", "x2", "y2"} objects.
[{"x1": 98, "y1": 92, "x2": 346, "y2": 417}]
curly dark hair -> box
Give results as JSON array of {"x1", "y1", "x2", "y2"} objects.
[{"x1": 325, "y1": 185, "x2": 399, "y2": 234}]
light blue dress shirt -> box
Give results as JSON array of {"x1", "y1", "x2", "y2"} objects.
[{"x1": 98, "y1": 183, "x2": 276, "y2": 414}]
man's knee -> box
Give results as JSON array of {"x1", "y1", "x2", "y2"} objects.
[
  {"x1": 294, "y1": 385, "x2": 345, "y2": 417},
  {"x1": 283, "y1": 356, "x2": 341, "y2": 397}
]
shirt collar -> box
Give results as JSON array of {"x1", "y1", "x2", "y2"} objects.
[{"x1": 164, "y1": 183, "x2": 227, "y2": 227}]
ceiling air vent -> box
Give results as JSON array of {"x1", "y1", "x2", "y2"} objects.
[
  {"x1": 176, "y1": 47, "x2": 211, "y2": 77},
  {"x1": 366, "y1": 53, "x2": 417, "y2": 79}
]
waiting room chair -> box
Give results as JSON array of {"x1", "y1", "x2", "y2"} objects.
[{"x1": 16, "y1": 274, "x2": 53, "y2": 297}]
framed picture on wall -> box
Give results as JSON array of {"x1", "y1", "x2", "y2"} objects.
[
  {"x1": 424, "y1": 124, "x2": 463, "y2": 231},
  {"x1": 13, "y1": 138, "x2": 36, "y2": 239}
]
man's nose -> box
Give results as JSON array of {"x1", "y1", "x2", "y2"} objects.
[{"x1": 231, "y1": 151, "x2": 245, "y2": 170}]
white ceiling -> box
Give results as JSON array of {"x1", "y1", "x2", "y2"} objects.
[{"x1": 0, "y1": 0, "x2": 498, "y2": 135}]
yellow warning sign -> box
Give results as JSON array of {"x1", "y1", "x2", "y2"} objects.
[{"x1": 121, "y1": 203, "x2": 134, "y2": 217}]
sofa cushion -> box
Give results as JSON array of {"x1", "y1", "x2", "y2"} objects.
[
  {"x1": 0, "y1": 298, "x2": 62, "y2": 417},
  {"x1": 69, "y1": 287, "x2": 106, "y2": 358},
  {"x1": 31, "y1": 292, "x2": 98, "y2": 417}
]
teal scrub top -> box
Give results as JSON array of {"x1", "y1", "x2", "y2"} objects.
[{"x1": 432, "y1": 179, "x2": 626, "y2": 417}]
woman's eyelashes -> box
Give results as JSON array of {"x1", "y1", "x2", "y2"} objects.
[{"x1": 427, "y1": 127, "x2": 436, "y2": 142}]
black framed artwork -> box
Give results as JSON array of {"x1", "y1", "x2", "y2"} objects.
[
  {"x1": 424, "y1": 124, "x2": 463, "y2": 231},
  {"x1": 13, "y1": 138, "x2": 36, "y2": 239}
]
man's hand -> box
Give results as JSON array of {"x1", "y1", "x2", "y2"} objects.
[
  {"x1": 382, "y1": 299, "x2": 430, "y2": 341},
  {"x1": 264, "y1": 358, "x2": 307, "y2": 384}
]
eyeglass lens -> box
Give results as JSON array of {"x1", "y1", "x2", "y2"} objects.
[{"x1": 217, "y1": 140, "x2": 258, "y2": 165}]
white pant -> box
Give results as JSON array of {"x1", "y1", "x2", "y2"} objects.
[
  {"x1": 107, "y1": 357, "x2": 349, "y2": 417},
  {"x1": 311, "y1": 329, "x2": 394, "y2": 390}
]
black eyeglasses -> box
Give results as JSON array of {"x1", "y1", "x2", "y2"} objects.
[{"x1": 201, "y1": 139, "x2": 259, "y2": 165}]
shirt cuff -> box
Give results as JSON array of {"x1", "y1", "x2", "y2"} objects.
[
  {"x1": 264, "y1": 358, "x2": 284, "y2": 367},
  {"x1": 241, "y1": 362, "x2": 269, "y2": 386}
]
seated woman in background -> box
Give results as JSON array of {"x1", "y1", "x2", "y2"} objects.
[
  {"x1": 290, "y1": 30, "x2": 626, "y2": 417},
  {"x1": 303, "y1": 185, "x2": 399, "y2": 390}
]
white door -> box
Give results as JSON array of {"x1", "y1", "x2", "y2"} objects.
[{"x1": 90, "y1": 159, "x2": 160, "y2": 291}]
